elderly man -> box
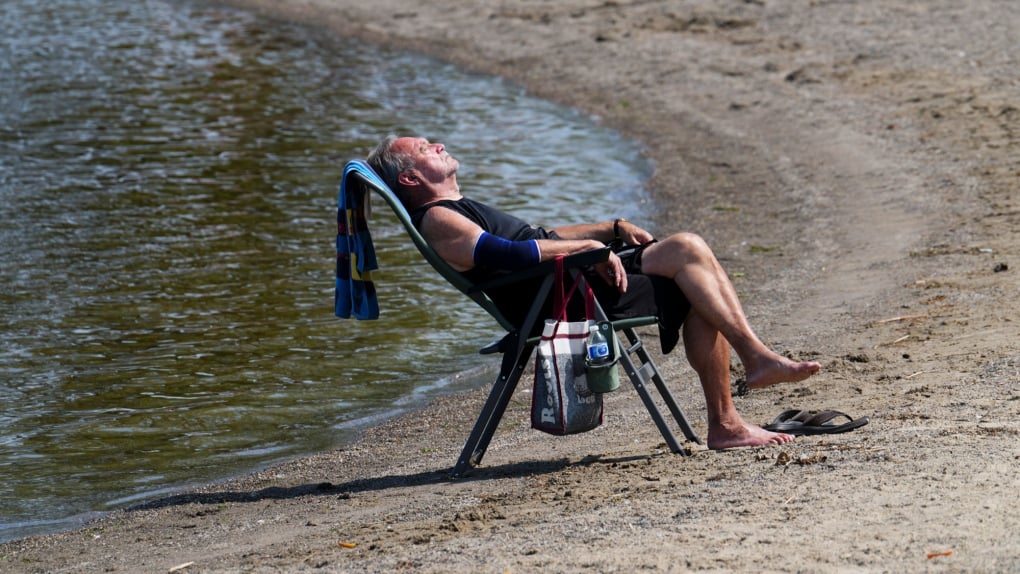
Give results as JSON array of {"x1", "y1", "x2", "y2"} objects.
[{"x1": 368, "y1": 135, "x2": 820, "y2": 449}]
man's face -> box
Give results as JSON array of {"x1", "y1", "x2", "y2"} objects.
[{"x1": 392, "y1": 137, "x2": 459, "y2": 187}]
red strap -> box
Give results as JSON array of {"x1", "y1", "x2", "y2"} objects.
[
  {"x1": 584, "y1": 280, "x2": 595, "y2": 319},
  {"x1": 551, "y1": 256, "x2": 568, "y2": 320},
  {"x1": 551, "y1": 255, "x2": 595, "y2": 321}
]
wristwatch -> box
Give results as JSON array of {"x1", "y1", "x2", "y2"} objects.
[{"x1": 613, "y1": 218, "x2": 626, "y2": 242}]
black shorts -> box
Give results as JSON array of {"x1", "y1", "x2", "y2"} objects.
[{"x1": 584, "y1": 243, "x2": 691, "y2": 354}]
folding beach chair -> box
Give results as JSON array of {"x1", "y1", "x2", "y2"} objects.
[{"x1": 338, "y1": 160, "x2": 702, "y2": 477}]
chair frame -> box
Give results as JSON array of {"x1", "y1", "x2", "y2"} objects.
[{"x1": 341, "y1": 160, "x2": 702, "y2": 477}]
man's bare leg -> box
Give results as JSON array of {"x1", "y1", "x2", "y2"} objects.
[
  {"x1": 640, "y1": 233, "x2": 820, "y2": 389},
  {"x1": 682, "y1": 311, "x2": 795, "y2": 449}
]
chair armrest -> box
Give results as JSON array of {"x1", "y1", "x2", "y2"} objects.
[{"x1": 467, "y1": 246, "x2": 611, "y2": 293}]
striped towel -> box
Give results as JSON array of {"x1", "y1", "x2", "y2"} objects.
[{"x1": 335, "y1": 163, "x2": 379, "y2": 320}]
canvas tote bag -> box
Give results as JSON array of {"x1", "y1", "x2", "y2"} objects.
[{"x1": 530, "y1": 257, "x2": 605, "y2": 435}]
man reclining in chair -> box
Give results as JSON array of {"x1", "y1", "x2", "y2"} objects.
[{"x1": 367, "y1": 135, "x2": 821, "y2": 450}]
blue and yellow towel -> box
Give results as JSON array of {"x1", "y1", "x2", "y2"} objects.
[{"x1": 335, "y1": 161, "x2": 381, "y2": 320}]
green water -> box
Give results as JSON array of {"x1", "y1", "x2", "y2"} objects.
[{"x1": 0, "y1": 0, "x2": 652, "y2": 541}]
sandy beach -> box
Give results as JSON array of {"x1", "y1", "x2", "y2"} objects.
[{"x1": 4, "y1": 0, "x2": 1019, "y2": 571}]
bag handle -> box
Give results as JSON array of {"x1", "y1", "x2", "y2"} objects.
[{"x1": 551, "y1": 255, "x2": 597, "y2": 321}]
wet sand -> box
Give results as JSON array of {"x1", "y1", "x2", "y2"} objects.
[{"x1": 4, "y1": 0, "x2": 1019, "y2": 571}]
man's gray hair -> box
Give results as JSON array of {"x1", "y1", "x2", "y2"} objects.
[{"x1": 366, "y1": 135, "x2": 414, "y2": 199}]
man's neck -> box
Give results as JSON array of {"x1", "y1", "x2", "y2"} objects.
[{"x1": 409, "y1": 179, "x2": 462, "y2": 210}]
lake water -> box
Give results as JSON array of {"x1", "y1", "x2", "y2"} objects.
[{"x1": 0, "y1": 0, "x2": 652, "y2": 542}]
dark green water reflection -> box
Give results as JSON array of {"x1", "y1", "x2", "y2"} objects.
[{"x1": 0, "y1": 0, "x2": 652, "y2": 540}]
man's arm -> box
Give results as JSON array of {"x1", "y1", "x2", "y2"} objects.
[
  {"x1": 421, "y1": 208, "x2": 629, "y2": 292},
  {"x1": 550, "y1": 219, "x2": 654, "y2": 246},
  {"x1": 417, "y1": 207, "x2": 486, "y2": 272},
  {"x1": 420, "y1": 207, "x2": 605, "y2": 268}
]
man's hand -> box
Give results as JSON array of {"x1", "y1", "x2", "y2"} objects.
[
  {"x1": 596, "y1": 251, "x2": 628, "y2": 293},
  {"x1": 617, "y1": 220, "x2": 654, "y2": 246}
]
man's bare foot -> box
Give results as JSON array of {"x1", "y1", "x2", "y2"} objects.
[
  {"x1": 707, "y1": 422, "x2": 795, "y2": 450},
  {"x1": 745, "y1": 355, "x2": 821, "y2": 390}
]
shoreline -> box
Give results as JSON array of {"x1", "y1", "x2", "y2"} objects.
[{"x1": 4, "y1": 0, "x2": 1019, "y2": 571}]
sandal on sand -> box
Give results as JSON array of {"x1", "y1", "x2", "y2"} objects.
[{"x1": 763, "y1": 409, "x2": 869, "y2": 436}]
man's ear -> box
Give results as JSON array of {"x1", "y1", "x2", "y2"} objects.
[{"x1": 397, "y1": 170, "x2": 419, "y2": 188}]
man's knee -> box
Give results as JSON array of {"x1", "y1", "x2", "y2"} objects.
[
  {"x1": 662, "y1": 232, "x2": 711, "y2": 255},
  {"x1": 640, "y1": 231, "x2": 714, "y2": 276}
]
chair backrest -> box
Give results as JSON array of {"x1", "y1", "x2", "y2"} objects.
[{"x1": 341, "y1": 160, "x2": 517, "y2": 332}]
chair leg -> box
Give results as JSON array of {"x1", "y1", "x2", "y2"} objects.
[
  {"x1": 615, "y1": 332, "x2": 685, "y2": 454},
  {"x1": 452, "y1": 274, "x2": 555, "y2": 478},
  {"x1": 576, "y1": 267, "x2": 703, "y2": 451},
  {"x1": 620, "y1": 327, "x2": 703, "y2": 446},
  {"x1": 451, "y1": 335, "x2": 535, "y2": 478}
]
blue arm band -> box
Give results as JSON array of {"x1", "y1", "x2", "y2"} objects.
[{"x1": 473, "y1": 231, "x2": 541, "y2": 271}]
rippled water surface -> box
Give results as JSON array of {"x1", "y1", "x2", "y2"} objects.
[{"x1": 0, "y1": 0, "x2": 652, "y2": 541}]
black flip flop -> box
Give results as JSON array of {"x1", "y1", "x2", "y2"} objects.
[{"x1": 763, "y1": 409, "x2": 869, "y2": 436}]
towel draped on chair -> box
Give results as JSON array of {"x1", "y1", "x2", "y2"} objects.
[{"x1": 335, "y1": 162, "x2": 381, "y2": 320}]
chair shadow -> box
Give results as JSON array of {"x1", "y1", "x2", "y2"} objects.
[{"x1": 128, "y1": 452, "x2": 653, "y2": 513}]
